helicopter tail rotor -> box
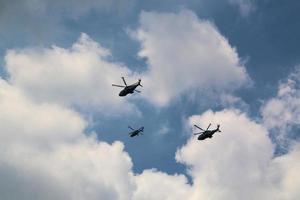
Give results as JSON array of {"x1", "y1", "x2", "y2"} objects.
[
  {"x1": 217, "y1": 124, "x2": 221, "y2": 132},
  {"x1": 138, "y1": 79, "x2": 143, "y2": 87}
]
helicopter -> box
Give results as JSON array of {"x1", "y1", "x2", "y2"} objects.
[
  {"x1": 128, "y1": 126, "x2": 144, "y2": 137},
  {"x1": 194, "y1": 123, "x2": 221, "y2": 140},
  {"x1": 112, "y1": 77, "x2": 142, "y2": 96}
]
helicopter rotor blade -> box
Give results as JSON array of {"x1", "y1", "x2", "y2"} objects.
[
  {"x1": 122, "y1": 77, "x2": 127, "y2": 86},
  {"x1": 194, "y1": 125, "x2": 205, "y2": 131},
  {"x1": 128, "y1": 126, "x2": 134, "y2": 131},
  {"x1": 194, "y1": 132, "x2": 203, "y2": 135},
  {"x1": 206, "y1": 123, "x2": 211, "y2": 131},
  {"x1": 112, "y1": 84, "x2": 125, "y2": 88}
]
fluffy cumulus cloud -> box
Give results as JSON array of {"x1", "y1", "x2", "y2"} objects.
[
  {"x1": 133, "y1": 10, "x2": 249, "y2": 106},
  {"x1": 272, "y1": 144, "x2": 300, "y2": 200},
  {"x1": 174, "y1": 109, "x2": 300, "y2": 200},
  {"x1": 131, "y1": 109, "x2": 300, "y2": 200},
  {"x1": 133, "y1": 169, "x2": 192, "y2": 200},
  {"x1": 261, "y1": 67, "x2": 300, "y2": 144},
  {"x1": 4, "y1": 10, "x2": 251, "y2": 110},
  {"x1": 4, "y1": 9, "x2": 252, "y2": 114},
  {"x1": 0, "y1": 79, "x2": 85, "y2": 149},
  {"x1": 177, "y1": 109, "x2": 275, "y2": 199},
  {"x1": 0, "y1": 79, "x2": 136, "y2": 200},
  {"x1": 4, "y1": 33, "x2": 139, "y2": 115},
  {"x1": 0, "y1": 75, "x2": 300, "y2": 199},
  {"x1": 1, "y1": 9, "x2": 300, "y2": 200}
]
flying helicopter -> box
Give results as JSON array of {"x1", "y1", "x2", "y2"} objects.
[
  {"x1": 112, "y1": 77, "x2": 142, "y2": 96},
  {"x1": 128, "y1": 126, "x2": 144, "y2": 137},
  {"x1": 194, "y1": 123, "x2": 221, "y2": 140}
]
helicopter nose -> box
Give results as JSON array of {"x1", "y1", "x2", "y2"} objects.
[
  {"x1": 119, "y1": 91, "x2": 126, "y2": 96},
  {"x1": 198, "y1": 136, "x2": 205, "y2": 140}
]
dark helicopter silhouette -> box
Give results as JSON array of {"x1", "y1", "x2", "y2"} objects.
[
  {"x1": 194, "y1": 124, "x2": 221, "y2": 140},
  {"x1": 112, "y1": 77, "x2": 142, "y2": 96},
  {"x1": 128, "y1": 126, "x2": 144, "y2": 137}
]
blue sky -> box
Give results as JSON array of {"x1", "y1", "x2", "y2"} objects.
[{"x1": 0, "y1": 0, "x2": 300, "y2": 199}]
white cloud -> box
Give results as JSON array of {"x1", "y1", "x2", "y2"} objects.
[
  {"x1": 176, "y1": 109, "x2": 275, "y2": 199},
  {"x1": 174, "y1": 109, "x2": 300, "y2": 200},
  {"x1": 0, "y1": 79, "x2": 86, "y2": 149},
  {"x1": 228, "y1": 0, "x2": 255, "y2": 17},
  {"x1": 272, "y1": 144, "x2": 300, "y2": 200},
  {"x1": 1, "y1": 9, "x2": 300, "y2": 200},
  {"x1": 133, "y1": 169, "x2": 191, "y2": 200},
  {"x1": 0, "y1": 79, "x2": 136, "y2": 200},
  {"x1": 261, "y1": 67, "x2": 300, "y2": 145},
  {"x1": 128, "y1": 109, "x2": 300, "y2": 200},
  {"x1": 5, "y1": 10, "x2": 251, "y2": 110},
  {"x1": 4, "y1": 33, "x2": 139, "y2": 116},
  {"x1": 0, "y1": 140, "x2": 136, "y2": 200},
  {"x1": 132, "y1": 10, "x2": 250, "y2": 106},
  {"x1": 0, "y1": 80, "x2": 299, "y2": 199}
]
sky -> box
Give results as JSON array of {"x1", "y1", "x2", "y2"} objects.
[{"x1": 0, "y1": 0, "x2": 300, "y2": 199}]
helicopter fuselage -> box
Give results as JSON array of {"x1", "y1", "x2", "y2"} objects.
[
  {"x1": 129, "y1": 130, "x2": 140, "y2": 137},
  {"x1": 129, "y1": 127, "x2": 144, "y2": 137},
  {"x1": 197, "y1": 129, "x2": 220, "y2": 140},
  {"x1": 119, "y1": 83, "x2": 139, "y2": 96}
]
